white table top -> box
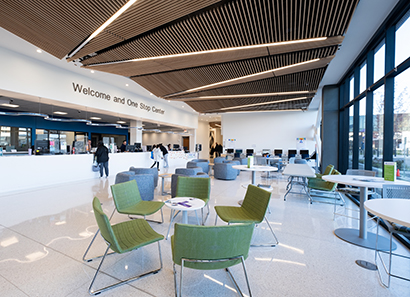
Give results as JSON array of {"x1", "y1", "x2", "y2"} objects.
[
  {"x1": 164, "y1": 197, "x2": 205, "y2": 211},
  {"x1": 365, "y1": 199, "x2": 410, "y2": 228},
  {"x1": 282, "y1": 163, "x2": 316, "y2": 177},
  {"x1": 232, "y1": 165, "x2": 278, "y2": 172},
  {"x1": 322, "y1": 175, "x2": 410, "y2": 189}
]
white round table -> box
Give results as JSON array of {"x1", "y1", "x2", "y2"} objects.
[
  {"x1": 164, "y1": 197, "x2": 205, "y2": 238},
  {"x1": 322, "y1": 175, "x2": 410, "y2": 249},
  {"x1": 232, "y1": 165, "x2": 278, "y2": 185},
  {"x1": 365, "y1": 199, "x2": 410, "y2": 228}
]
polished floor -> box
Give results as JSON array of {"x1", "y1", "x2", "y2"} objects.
[{"x1": 0, "y1": 166, "x2": 409, "y2": 297}]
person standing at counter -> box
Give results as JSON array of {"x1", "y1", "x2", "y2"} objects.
[
  {"x1": 159, "y1": 143, "x2": 169, "y2": 168},
  {"x1": 95, "y1": 141, "x2": 109, "y2": 178},
  {"x1": 150, "y1": 144, "x2": 162, "y2": 170},
  {"x1": 120, "y1": 140, "x2": 127, "y2": 152}
]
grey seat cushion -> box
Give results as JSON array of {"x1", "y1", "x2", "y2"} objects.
[{"x1": 129, "y1": 167, "x2": 158, "y2": 187}]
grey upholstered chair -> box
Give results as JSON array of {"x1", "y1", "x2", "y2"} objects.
[
  {"x1": 224, "y1": 160, "x2": 240, "y2": 175},
  {"x1": 115, "y1": 171, "x2": 155, "y2": 201},
  {"x1": 213, "y1": 157, "x2": 226, "y2": 164},
  {"x1": 213, "y1": 163, "x2": 237, "y2": 180},
  {"x1": 175, "y1": 167, "x2": 205, "y2": 176},
  {"x1": 171, "y1": 173, "x2": 209, "y2": 197},
  {"x1": 233, "y1": 157, "x2": 247, "y2": 165},
  {"x1": 129, "y1": 167, "x2": 158, "y2": 187},
  {"x1": 186, "y1": 159, "x2": 209, "y2": 173}
]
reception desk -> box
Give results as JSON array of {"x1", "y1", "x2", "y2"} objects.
[{"x1": 0, "y1": 151, "x2": 197, "y2": 194}]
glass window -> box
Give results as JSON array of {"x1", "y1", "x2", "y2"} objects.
[
  {"x1": 359, "y1": 98, "x2": 366, "y2": 169},
  {"x1": 360, "y1": 62, "x2": 367, "y2": 94},
  {"x1": 374, "y1": 41, "x2": 385, "y2": 83},
  {"x1": 395, "y1": 10, "x2": 410, "y2": 67},
  {"x1": 348, "y1": 105, "x2": 354, "y2": 169},
  {"x1": 393, "y1": 67, "x2": 410, "y2": 181},
  {"x1": 349, "y1": 76, "x2": 354, "y2": 101},
  {"x1": 373, "y1": 85, "x2": 384, "y2": 176},
  {"x1": 0, "y1": 126, "x2": 31, "y2": 151}
]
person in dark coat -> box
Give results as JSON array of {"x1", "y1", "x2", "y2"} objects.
[
  {"x1": 159, "y1": 143, "x2": 169, "y2": 168},
  {"x1": 120, "y1": 140, "x2": 127, "y2": 152},
  {"x1": 95, "y1": 141, "x2": 109, "y2": 178}
]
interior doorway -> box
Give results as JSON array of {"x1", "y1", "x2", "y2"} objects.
[{"x1": 183, "y1": 136, "x2": 189, "y2": 152}]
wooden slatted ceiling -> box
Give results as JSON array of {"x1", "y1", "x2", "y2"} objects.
[
  {"x1": 129, "y1": 48, "x2": 334, "y2": 98},
  {"x1": 171, "y1": 68, "x2": 327, "y2": 99},
  {"x1": 82, "y1": 0, "x2": 359, "y2": 65},
  {"x1": 187, "y1": 97, "x2": 313, "y2": 113},
  {"x1": 70, "y1": 0, "x2": 221, "y2": 60},
  {"x1": 84, "y1": 36, "x2": 343, "y2": 77},
  {"x1": 0, "y1": 0, "x2": 128, "y2": 59}
]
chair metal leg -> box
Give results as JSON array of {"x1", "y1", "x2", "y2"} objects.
[
  {"x1": 250, "y1": 216, "x2": 279, "y2": 247},
  {"x1": 89, "y1": 241, "x2": 163, "y2": 295},
  {"x1": 173, "y1": 263, "x2": 178, "y2": 297},
  {"x1": 214, "y1": 214, "x2": 219, "y2": 225},
  {"x1": 225, "y1": 256, "x2": 252, "y2": 297},
  {"x1": 83, "y1": 208, "x2": 116, "y2": 262},
  {"x1": 167, "y1": 210, "x2": 180, "y2": 239},
  {"x1": 201, "y1": 203, "x2": 210, "y2": 225},
  {"x1": 180, "y1": 259, "x2": 185, "y2": 297}
]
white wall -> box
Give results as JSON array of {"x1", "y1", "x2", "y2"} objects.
[
  {"x1": 221, "y1": 111, "x2": 318, "y2": 154},
  {"x1": 196, "y1": 121, "x2": 209, "y2": 159},
  {"x1": 142, "y1": 133, "x2": 182, "y2": 147},
  {"x1": 0, "y1": 46, "x2": 198, "y2": 129}
]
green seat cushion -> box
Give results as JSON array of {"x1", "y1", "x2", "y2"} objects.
[
  {"x1": 111, "y1": 218, "x2": 164, "y2": 254},
  {"x1": 117, "y1": 201, "x2": 164, "y2": 216},
  {"x1": 214, "y1": 205, "x2": 262, "y2": 224}
]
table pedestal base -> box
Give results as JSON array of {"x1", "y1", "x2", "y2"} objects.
[{"x1": 334, "y1": 228, "x2": 397, "y2": 250}]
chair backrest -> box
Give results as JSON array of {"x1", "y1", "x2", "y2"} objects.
[
  {"x1": 241, "y1": 184, "x2": 271, "y2": 223},
  {"x1": 172, "y1": 223, "x2": 254, "y2": 270},
  {"x1": 111, "y1": 180, "x2": 142, "y2": 212},
  {"x1": 382, "y1": 184, "x2": 410, "y2": 199},
  {"x1": 346, "y1": 169, "x2": 376, "y2": 177},
  {"x1": 175, "y1": 176, "x2": 210, "y2": 202},
  {"x1": 294, "y1": 159, "x2": 307, "y2": 164},
  {"x1": 92, "y1": 197, "x2": 122, "y2": 253},
  {"x1": 323, "y1": 164, "x2": 334, "y2": 175}
]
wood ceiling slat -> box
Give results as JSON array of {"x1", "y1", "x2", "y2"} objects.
[{"x1": 0, "y1": 0, "x2": 128, "y2": 59}]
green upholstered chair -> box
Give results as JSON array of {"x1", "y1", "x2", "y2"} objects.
[
  {"x1": 175, "y1": 176, "x2": 211, "y2": 225},
  {"x1": 315, "y1": 164, "x2": 334, "y2": 178},
  {"x1": 89, "y1": 197, "x2": 164, "y2": 295},
  {"x1": 83, "y1": 180, "x2": 164, "y2": 262},
  {"x1": 374, "y1": 184, "x2": 410, "y2": 288},
  {"x1": 214, "y1": 184, "x2": 278, "y2": 247},
  {"x1": 171, "y1": 223, "x2": 254, "y2": 297},
  {"x1": 307, "y1": 168, "x2": 344, "y2": 205}
]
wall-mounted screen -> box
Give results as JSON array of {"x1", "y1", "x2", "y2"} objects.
[
  {"x1": 226, "y1": 148, "x2": 234, "y2": 154},
  {"x1": 274, "y1": 149, "x2": 283, "y2": 156}
]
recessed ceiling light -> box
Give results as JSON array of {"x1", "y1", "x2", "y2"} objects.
[
  {"x1": 36, "y1": 49, "x2": 42, "y2": 53},
  {"x1": 182, "y1": 106, "x2": 184, "y2": 108},
  {"x1": 53, "y1": 111, "x2": 67, "y2": 115},
  {"x1": 125, "y1": 84, "x2": 129, "y2": 86},
  {"x1": 90, "y1": 117, "x2": 101, "y2": 120},
  {"x1": 150, "y1": 93, "x2": 153, "y2": 96},
  {"x1": 90, "y1": 70, "x2": 95, "y2": 73},
  {"x1": 117, "y1": 121, "x2": 126, "y2": 124},
  {"x1": 1, "y1": 103, "x2": 19, "y2": 108},
  {"x1": 168, "y1": 100, "x2": 170, "y2": 102}
]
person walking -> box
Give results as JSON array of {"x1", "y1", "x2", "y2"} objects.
[
  {"x1": 159, "y1": 143, "x2": 169, "y2": 168},
  {"x1": 95, "y1": 141, "x2": 109, "y2": 178},
  {"x1": 150, "y1": 145, "x2": 162, "y2": 170}
]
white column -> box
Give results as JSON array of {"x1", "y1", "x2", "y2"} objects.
[{"x1": 130, "y1": 120, "x2": 143, "y2": 144}]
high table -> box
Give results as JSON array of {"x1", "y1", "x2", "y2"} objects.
[
  {"x1": 322, "y1": 175, "x2": 410, "y2": 250},
  {"x1": 232, "y1": 165, "x2": 278, "y2": 185},
  {"x1": 164, "y1": 197, "x2": 205, "y2": 238},
  {"x1": 282, "y1": 164, "x2": 316, "y2": 201}
]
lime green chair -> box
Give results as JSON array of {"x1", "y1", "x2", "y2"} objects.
[
  {"x1": 214, "y1": 184, "x2": 278, "y2": 247},
  {"x1": 175, "y1": 176, "x2": 211, "y2": 224},
  {"x1": 307, "y1": 168, "x2": 344, "y2": 205},
  {"x1": 89, "y1": 197, "x2": 164, "y2": 295},
  {"x1": 314, "y1": 164, "x2": 334, "y2": 179},
  {"x1": 83, "y1": 180, "x2": 164, "y2": 262},
  {"x1": 171, "y1": 223, "x2": 254, "y2": 297}
]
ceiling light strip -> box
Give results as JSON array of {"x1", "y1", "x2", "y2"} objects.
[
  {"x1": 165, "y1": 58, "x2": 320, "y2": 97},
  {"x1": 87, "y1": 37, "x2": 327, "y2": 66},
  {"x1": 170, "y1": 91, "x2": 314, "y2": 101},
  {"x1": 67, "y1": 0, "x2": 137, "y2": 58}
]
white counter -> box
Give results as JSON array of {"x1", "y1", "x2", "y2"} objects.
[{"x1": 0, "y1": 151, "x2": 197, "y2": 194}]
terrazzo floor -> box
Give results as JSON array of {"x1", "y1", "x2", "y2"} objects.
[{"x1": 0, "y1": 165, "x2": 409, "y2": 297}]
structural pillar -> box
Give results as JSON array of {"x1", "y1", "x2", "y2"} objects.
[{"x1": 130, "y1": 120, "x2": 143, "y2": 145}]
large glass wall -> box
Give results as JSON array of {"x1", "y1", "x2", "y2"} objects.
[
  {"x1": 395, "y1": 10, "x2": 410, "y2": 67},
  {"x1": 373, "y1": 41, "x2": 385, "y2": 83},
  {"x1": 359, "y1": 99, "x2": 366, "y2": 169},
  {"x1": 348, "y1": 105, "x2": 354, "y2": 169},
  {"x1": 393, "y1": 67, "x2": 410, "y2": 180},
  {"x1": 373, "y1": 85, "x2": 384, "y2": 176}
]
